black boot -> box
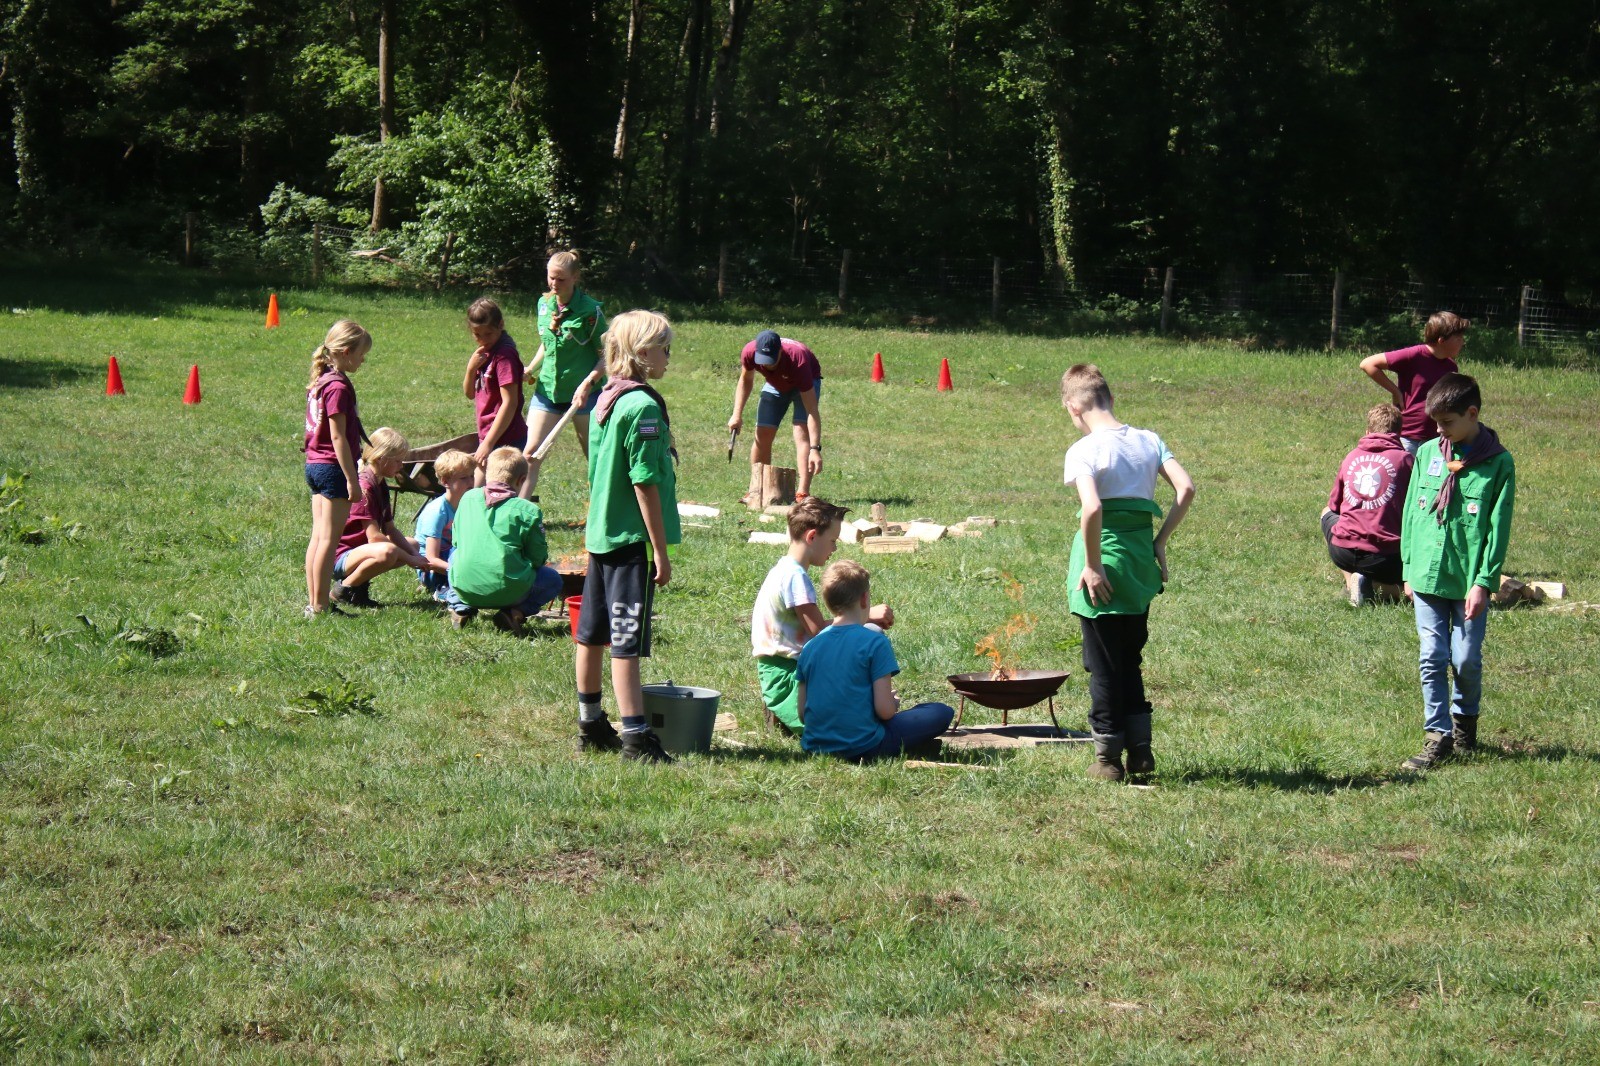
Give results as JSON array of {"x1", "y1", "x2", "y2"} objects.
[
  {"x1": 577, "y1": 716, "x2": 624, "y2": 753},
  {"x1": 621, "y1": 729, "x2": 675, "y2": 764},
  {"x1": 1451, "y1": 714, "x2": 1478, "y2": 753},
  {"x1": 1124, "y1": 713, "x2": 1155, "y2": 781}
]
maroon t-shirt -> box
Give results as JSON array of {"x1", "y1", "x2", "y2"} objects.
[
  {"x1": 1384, "y1": 344, "x2": 1456, "y2": 440},
  {"x1": 740, "y1": 337, "x2": 821, "y2": 393},
  {"x1": 474, "y1": 332, "x2": 527, "y2": 448},
  {"x1": 303, "y1": 372, "x2": 362, "y2": 464},
  {"x1": 337, "y1": 467, "x2": 392, "y2": 556},
  {"x1": 1326, "y1": 432, "x2": 1414, "y2": 553}
]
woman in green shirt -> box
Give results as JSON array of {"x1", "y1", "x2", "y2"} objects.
[{"x1": 523, "y1": 251, "x2": 607, "y2": 496}]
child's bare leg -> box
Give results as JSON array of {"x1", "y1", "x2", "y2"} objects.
[
  {"x1": 340, "y1": 543, "x2": 405, "y2": 586},
  {"x1": 573, "y1": 415, "x2": 592, "y2": 459},
  {"x1": 576, "y1": 641, "x2": 605, "y2": 694},
  {"x1": 792, "y1": 421, "x2": 813, "y2": 496},
  {"x1": 307, "y1": 497, "x2": 350, "y2": 611},
  {"x1": 611, "y1": 656, "x2": 645, "y2": 719}
]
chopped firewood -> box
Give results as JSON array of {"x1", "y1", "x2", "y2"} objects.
[
  {"x1": 1526, "y1": 581, "x2": 1566, "y2": 600},
  {"x1": 862, "y1": 536, "x2": 918, "y2": 554},
  {"x1": 714, "y1": 712, "x2": 738, "y2": 732},
  {"x1": 841, "y1": 520, "x2": 883, "y2": 544},
  {"x1": 905, "y1": 521, "x2": 947, "y2": 542},
  {"x1": 905, "y1": 759, "x2": 999, "y2": 772},
  {"x1": 965, "y1": 516, "x2": 998, "y2": 527},
  {"x1": 763, "y1": 504, "x2": 793, "y2": 517},
  {"x1": 870, "y1": 502, "x2": 887, "y2": 525},
  {"x1": 748, "y1": 531, "x2": 790, "y2": 545},
  {"x1": 678, "y1": 503, "x2": 721, "y2": 518},
  {"x1": 1493, "y1": 576, "x2": 1527, "y2": 606}
]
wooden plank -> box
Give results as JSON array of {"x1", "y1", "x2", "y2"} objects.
[
  {"x1": 1526, "y1": 581, "x2": 1566, "y2": 600},
  {"x1": 861, "y1": 536, "x2": 917, "y2": 554},
  {"x1": 747, "y1": 531, "x2": 789, "y2": 546},
  {"x1": 905, "y1": 759, "x2": 1000, "y2": 772},
  {"x1": 905, "y1": 521, "x2": 947, "y2": 542},
  {"x1": 678, "y1": 503, "x2": 721, "y2": 518}
]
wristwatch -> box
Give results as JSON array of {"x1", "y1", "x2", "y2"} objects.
[{"x1": 809, "y1": 445, "x2": 822, "y2": 452}]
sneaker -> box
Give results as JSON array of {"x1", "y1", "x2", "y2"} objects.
[
  {"x1": 448, "y1": 609, "x2": 471, "y2": 630},
  {"x1": 577, "y1": 716, "x2": 624, "y2": 753},
  {"x1": 621, "y1": 729, "x2": 675, "y2": 764},
  {"x1": 1400, "y1": 731, "x2": 1454, "y2": 771},
  {"x1": 490, "y1": 607, "x2": 525, "y2": 633},
  {"x1": 1348, "y1": 574, "x2": 1371, "y2": 607},
  {"x1": 333, "y1": 582, "x2": 375, "y2": 607},
  {"x1": 304, "y1": 603, "x2": 351, "y2": 619}
]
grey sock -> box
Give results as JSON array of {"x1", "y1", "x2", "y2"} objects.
[
  {"x1": 578, "y1": 690, "x2": 603, "y2": 723},
  {"x1": 620, "y1": 715, "x2": 647, "y2": 735}
]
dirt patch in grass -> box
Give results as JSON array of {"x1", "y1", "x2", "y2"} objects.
[{"x1": 368, "y1": 848, "x2": 656, "y2": 907}]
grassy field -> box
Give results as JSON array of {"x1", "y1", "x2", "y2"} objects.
[{"x1": 2, "y1": 264, "x2": 1599, "y2": 1062}]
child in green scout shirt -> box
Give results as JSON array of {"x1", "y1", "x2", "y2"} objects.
[
  {"x1": 523, "y1": 251, "x2": 607, "y2": 498},
  {"x1": 1061, "y1": 364, "x2": 1195, "y2": 783},
  {"x1": 444, "y1": 447, "x2": 563, "y2": 633},
  {"x1": 572, "y1": 310, "x2": 679, "y2": 764},
  {"x1": 1398, "y1": 373, "x2": 1515, "y2": 771}
]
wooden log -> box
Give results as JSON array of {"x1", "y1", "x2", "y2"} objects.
[
  {"x1": 965, "y1": 516, "x2": 998, "y2": 527},
  {"x1": 1526, "y1": 581, "x2": 1566, "y2": 600},
  {"x1": 761, "y1": 465, "x2": 797, "y2": 507},
  {"x1": 870, "y1": 502, "x2": 887, "y2": 525},
  {"x1": 1493, "y1": 576, "x2": 1527, "y2": 607},
  {"x1": 841, "y1": 520, "x2": 883, "y2": 544},
  {"x1": 763, "y1": 504, "x2": 793, "y2": 517},
  {"x1": 905, "y1": 521, "x2": 947, "y2": 542},
  {"x1": 862, "y1": 536, "x2": 917, "y2": 554}
]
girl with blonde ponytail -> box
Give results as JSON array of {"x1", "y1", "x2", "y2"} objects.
[{"x1": 303, "y1": 319, "x2": 373, "y2": 617}]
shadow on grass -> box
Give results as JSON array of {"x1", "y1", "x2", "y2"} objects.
[
  {"x1": 1483, "y1": 739, "x2": 1600, "y2": 764},
  {"x1": 0, "y1": 356, "x2": 97, "y2": 390},
  {"x1": 1171, "y1": 765, "x2": 1408, "y2": 793}
]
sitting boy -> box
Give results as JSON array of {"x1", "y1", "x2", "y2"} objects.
[
  {"x1": 751, "y1": 496, "x2": 893, "y2": 737},
  {"x1": 414, "y1": 449, "x2": 476, "y2": 602},
  {"x1": 445, "y1": 447, "x2": 563, "y2": 632},
  {"x1": 1321, "y1": 403, "x2": 1413, "y2": 605},
  {"x1": 796, "y1": 560, "x2": 953, "y2": 761},
  {"x1": 332, "y1": 426, "x2": 431, "y2": 606}
]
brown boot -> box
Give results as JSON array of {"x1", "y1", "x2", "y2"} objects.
[
  {"x1": 1124, "y1": 713, "x2": 1154, "y2": 781},
  {"x1": 1400, "y1": 730, "x2": 1453, "y2": 771},
  {"x1": 1451, "y1": 713, "x2": 1478, "y2": 753},
  {"x1": 1087, "y1": 733, "x2": 1125, "y2": 782}
]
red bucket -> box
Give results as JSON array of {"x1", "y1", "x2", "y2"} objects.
[{"x1": 566, "y1": 595, "x2": 583, "y2": 643}]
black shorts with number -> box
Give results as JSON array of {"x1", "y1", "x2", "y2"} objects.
[{"x1": 576, "y1": 542, "x2": 656, "y2": 657}]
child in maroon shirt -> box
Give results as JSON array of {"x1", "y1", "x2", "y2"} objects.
[
  {"x1": 1321, "y1": 403, "x2": 1414, "y2": 605},
  {"x1": 303, "y1": 319, "x2": 371, "y2": 618},
  {"x1": 1358, "y1": 311, "x2": 1469, "y2": 455},
  {"x1": 331, "y1": 427, "x2": 430, "y2": 607},
  {"x1": 462, "y1": 298, "x2": 526, "y2": 484}
]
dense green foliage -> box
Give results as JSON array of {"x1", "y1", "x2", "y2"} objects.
[{"x1": 3, "y1": 1, "x2": 1599, "y2": 289}]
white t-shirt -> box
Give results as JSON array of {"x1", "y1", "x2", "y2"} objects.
[
  {"x1": 751, "y1": 556, "x2": 817, "y2": 659},
  {"x1": 1062, "y1": 424, "x2": 1174, "y2": 501}
]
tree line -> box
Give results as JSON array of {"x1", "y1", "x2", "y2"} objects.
[{"x1": 3, "y1": 0, "x2": 1598, "y2": 293}]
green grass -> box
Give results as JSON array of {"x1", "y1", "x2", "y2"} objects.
[{"x1": 2, "y1": 265, "x2": 1599, "y2": 1062}]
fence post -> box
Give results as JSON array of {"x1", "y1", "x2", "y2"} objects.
[
  {"x1": 991, "y1": 256, "x2": 1001, "y2": 318},
  {"x1": 1160, "y1": 266, "x2": 1175, "y2": 334},
  {"x1": 1517, "y1": 285, "x2": 1531, "y2": 347},
  {"x1": 311, "y1": 222, "x2": 323, "y2": 284},
  {"x1": 437, "y1": 232, "x2": 456, "y2": 292},
  {"x1": 717, "y1": 241, "x2": 729, "y2": 301},
  {"x1": 184, "y1": 212, "x2": 197, "y2": 268},
  {"x1": 838, "y1": 248, "x2": 850, "y2": 311},
  {"x1": 1328, "y1": 269, "x2": 1345, "y2": 350}
]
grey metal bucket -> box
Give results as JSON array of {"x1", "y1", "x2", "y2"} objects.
[{"x1": 641, "y1": 682, "x2": 721, "y2": 755}]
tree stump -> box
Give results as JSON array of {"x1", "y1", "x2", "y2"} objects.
[{"x1": 761, "y1": 465, "x2": 797, "y2": 507}]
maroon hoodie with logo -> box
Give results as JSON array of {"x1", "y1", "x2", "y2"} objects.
[{"x1": 1327, "y1": 432, "x2": 1414, "y2": 554}]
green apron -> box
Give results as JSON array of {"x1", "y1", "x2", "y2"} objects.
[{"x1": 1067, "y1": 497, "x2": 1165, "y2": 617}]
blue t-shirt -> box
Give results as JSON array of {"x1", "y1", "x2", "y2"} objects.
[
  {"x1": 797, "y1": 624, "x2": 899, "y2": 757},
  {"x1": 415, "y1": 494, "x2": 457, "y2": 562}
]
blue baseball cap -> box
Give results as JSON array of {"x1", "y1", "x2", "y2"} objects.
[{"x1": 753, "y1": 330, "x2": 781, "y2": 366}]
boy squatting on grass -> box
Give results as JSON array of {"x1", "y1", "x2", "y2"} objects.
[
  {"x1": 443, "y1": 447, "x2": 563, "y2": 633},
  {"x1": 573, "y1": 310, "x2": 680, "y2": 764},
  {"x1": 1321, "y1": 403, "x2": 1414, "y2": 607},
  {"x1": 796, "y1": 560, "x2": 954, "y2": 761},
  {"x1": 1397, "y1": 372, "x2": 1515, "y2": 772},
  {"x1": 331, "y1": 427, "x2": 430, "y2": 608},
  {"x1": 1061, "y1": 364, "x2": 1195, "y2": 784},
  {"x1": 1359, "y1": 310, "x2": 1469, "y2": 457},
  {"x1": 750, "y1": 497, "x2": 894, "y2": 737},
  {"x1": 413, "y1": 449, "x2": 475, "y2": 604}
]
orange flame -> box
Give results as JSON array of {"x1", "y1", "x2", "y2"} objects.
[{"x1": 975, "y1": 575, "x2": 1036, "y2": 680}]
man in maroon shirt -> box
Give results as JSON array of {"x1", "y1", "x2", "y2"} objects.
[
  {"x1": 1321, "y1": 403, "x2": 1414, "y2": 605},
  {"x1": 728, "y1": 330, "x2": 824, "y2": 505}
]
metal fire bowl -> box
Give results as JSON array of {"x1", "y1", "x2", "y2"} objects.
[{"x1": 947, "y1": 670, "x2": 1070, "y2": 711}]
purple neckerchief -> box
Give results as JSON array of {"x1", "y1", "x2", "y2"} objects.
[
  {"x1": 484, "y1": 481, "x2": 517, "y2": 509},
  {"x1": 1430, "y1": 424, "x2": 1505, "y2": 525},
  {"x1": 594, "y1": 378, "x2": 678, "y2": 463}
]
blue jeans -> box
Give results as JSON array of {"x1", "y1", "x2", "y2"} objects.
[
  {"x1": 1413, "y1": 592, "x2": 1485, "y2": 735},
  {"x1": 1402, "y1": 435, "x2": 1436, "y2": 457},
  {"x1": 860, "y1": 702, "x2": 955, "y2": 760},
  {"x1": 417, "y1": 569, "x2": 449, "y2": 597},
  {"x1": 443, "y1": 565, "x2": 564, "y2": 618}
]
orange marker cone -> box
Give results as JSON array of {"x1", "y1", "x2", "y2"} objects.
[
  {"x1": 937, "y1": 357, "x2": 954, "y2": 392},
  {"x1": 265, "y1": 293, "x2": 281, "y2": 328},
  {"x1": 870, "y1": 351, "x2": 885, "y2": 383},
  {"x1": 105, "y1": 356, "x2": 126, "y2": 396},
  {"x1": 183, "y1": 364, "x2": 202, "y2": 405}
]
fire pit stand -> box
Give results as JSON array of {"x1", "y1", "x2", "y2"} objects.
[{"x1": 945, "y1": 670, "x2": 1071, "y2": 732}]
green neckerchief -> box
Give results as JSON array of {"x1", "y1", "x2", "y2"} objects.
[{"x1": 1067, "y1": 497, "x2": 1165, "y2": 617}]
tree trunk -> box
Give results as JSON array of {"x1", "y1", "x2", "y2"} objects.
[
  {"x1": 370, "y1": 0, "x2": 395, "y2": 233},
  {"x1": 708, "y1": 0, "x2": 752, "y2": 139},
  {"x1": 613, "y1": 0, "x2": 642, "y2": 163},
  {"x1": 674, "y1": 0, "x2": 710, "y2": 251}
]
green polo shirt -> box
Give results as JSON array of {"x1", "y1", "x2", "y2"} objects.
[
  {"x1": 536, "y1": 289, "x2": 607, "y2": 404},
  {"x1": 447, "y1": 490, "x2": 549, "y2": 608},
  {"x1": 1400, "y1": 439, "x2": 1515, "y2": 599},
  {"x1": 586, "y1": 389, "x2": 681, "y2": 555}
]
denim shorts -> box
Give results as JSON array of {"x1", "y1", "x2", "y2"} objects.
[
  {"x1": 305, "y1": 463, "x2": 350, "y2": 500},
  {"x1": 529, "y1": 387, "x2": 599, "y2": 416},
  {"x1": 332, "y1": 549, "x2": 352, "y2": 579},
  {"x1": 756, "y1": 379, "x2": 821, "y2": 428}
]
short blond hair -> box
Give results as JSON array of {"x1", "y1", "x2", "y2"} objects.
[
  {"x1": 1366, "y1": 403, "x2": 1402, "y2": 435},
  {"x1": 362, "y1": 426, "x2": 409, "y2": 463},
  {"x1": 1424, "y1": 311, "x2": 1470, "y2": 345},
  {"x1": 485, "y1": 446, "x2": 528, "y2": 488},
  {"x1": 1061, "y1": 363, "x2": 1113, "y2": 411},
  {"x1": 821, "y1": 559, "x2": 871, "y2": 614},
  {"x1": 603, "y1": 309, "x2": 673, "y2": 380},
  {"x1": 432, "y1": 449, "x2": 475, "y2": 483}
]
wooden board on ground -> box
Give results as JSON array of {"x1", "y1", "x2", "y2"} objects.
[
  {"x1": 748, "y1": 531, "x2": 789, "y2": 545},
  {"x1": 905, "y1": 759, "x2": 1000, "y2": 772},
  {"x1": 905, "y1": 521, "x2": 947, "y2": 542},
  {"x1": 862, "y1": 536, "x2": 917, "y2": 554},
  {"x1": 763, "y1": 504, "x2": 793, "y2": 517},
  {"x1": 941, "y1": 724, "x2": 1091, "y2": 751},
  {"x1": 714, "y1": 712, "x2": 738, "y2": 733},
  {"x1": 1527, "y1": 580, "x2": 1566, "y2": 600},
  {"x1": 678, "y1": 503, "x2": 721, "y2": 518}
]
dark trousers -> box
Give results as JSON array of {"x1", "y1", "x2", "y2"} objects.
[{"x1": 1078, "y1": 612, "x2": 1152, "y2": 738}]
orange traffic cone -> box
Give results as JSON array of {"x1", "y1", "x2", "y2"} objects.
[
  {"x1": 870, "y1": 351, "x2": 885, "y2": 383},
  {"x1": 105, "y1": 356, "x2": 126, "y2": 396},
  {"x1": 265, "y1": 293, "x2": 281, "y2": 328},
  {"x1": 937, "y1": 357, "x2": 954, "y2": 392},
  {"x1": 183, "y1": 365, "x2": 202, "y2": 405}
]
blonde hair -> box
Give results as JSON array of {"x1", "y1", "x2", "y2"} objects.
[
  {"x1": 821, "y1": 559, "x2": 871, "y2": 614},
  {"x1": 1366, "y1": 403, "x2": 1402, "y2": 435},
  {"x1": 485, "y1": 446, "x2": 528, "y2": 487},
  {"x1": 467, "y1": 297, "x2": 503, "y2": 327},
  {"x1": 432, "y1": 449, "x2": 475, "y2": 483},
  {"x1": 547, "y1": 251, "x2": 581, "y2": 280},
  {"x1": 307, "y1": 319, "x2": 371, "y2": 390},
  {"x1": 1424, "y1": 311, "x2": 1471, "y2": 345},
  {"x1": 603, "y1": 309, "x2": 673, "y2": 380},
  {"x1": 362, "y1": 426, "x2": 410, "y2": 464},
  {"x1": 1060, "y1": 363, "x2": 1113, "y2": 411}
]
